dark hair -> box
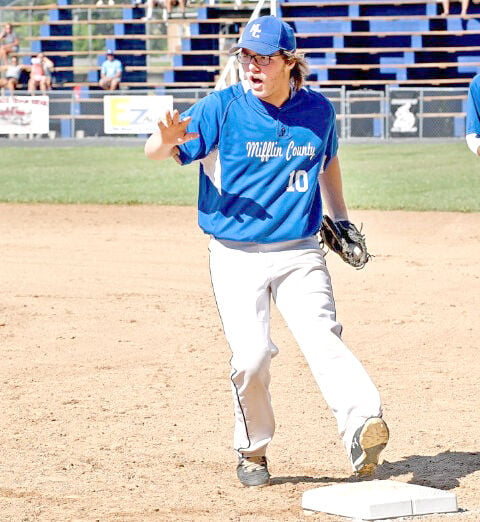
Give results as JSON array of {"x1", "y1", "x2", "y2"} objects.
[{"x1": 282, "y1": 51, "x2": 309, "y2": 91}]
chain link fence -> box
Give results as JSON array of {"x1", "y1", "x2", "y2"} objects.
[{"x1": 0, "y1": 86, "x2": 469, "y2": 140}]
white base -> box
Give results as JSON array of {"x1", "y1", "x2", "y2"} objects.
[{"x1": 301, "y1": 479, "x2": 457, "y2": 520}]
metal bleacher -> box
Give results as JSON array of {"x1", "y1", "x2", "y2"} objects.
[{"x1": 2, "y1": 0, "x2": 480, "y2": 91}]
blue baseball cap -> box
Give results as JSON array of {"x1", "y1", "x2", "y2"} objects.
[{"x1": 230, "y1": 16, "x2": 296, "y2": 55}]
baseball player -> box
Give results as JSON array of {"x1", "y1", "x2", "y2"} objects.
[
  {"x1": 466, "y1": 73, "x2": 480, "y2": 156},
  {"x1": 145, "y1": 15, "x2": 389, "y2": 487}
]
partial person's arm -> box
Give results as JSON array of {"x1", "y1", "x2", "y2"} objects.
[
  {"x1": 466, "y1": 133, "x2": 480, "y2": 156},
  {"x1": 144, "y1": 109, "x2": 199, "y2": 162},
  {"x1": 320, "y1": 155, "x2": 349, "y2": 221},
  {"x1": 465, "y1": 75, "x2": 480, "y2": 156}
]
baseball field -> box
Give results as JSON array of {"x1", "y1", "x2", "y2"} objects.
[{"x1": 1, "y1": 141, "x2": 479, "y2": 521}]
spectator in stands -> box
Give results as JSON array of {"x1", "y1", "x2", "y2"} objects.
[
  {"x1": 466, "y1": 73, "x2": 480, "y2": 155},
  {"x1": 461, "y1": 0, "x2": 470, "y2": 17},
  {"x1": 28, "y1": 53, "x2": 54, "y2": 94},
  {"x1": 0, "y1": 23, "x2": 20, "y2": 65},
  {"x1": 0, "y1": 55, "x2": 24, "y2": 94},
  {"x1": 96, "y1": 0, "x2": 115, "y2": 5},
  {"x1": 142, "y1": 0, "x2": 185, "y2": 20},
  {"x1": 165, "y1": 0, "x2": 186, "y2": 19},
  {"x1": 43, "y1": 54, "x2": 55, "y2": 90},
  {"x1": 441, "y1": 0, "x2": 470, "y2": 17},
  {"x1": 99, "y1": 50, "x2": 122, "y2": 90},
  {"x1": 142, "y1": 0, "x2": 159, "y2": 21}
]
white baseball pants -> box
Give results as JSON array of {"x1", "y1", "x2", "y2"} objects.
[{"x1": 208, "y1": 236, "x2": 382, "y2": 459}]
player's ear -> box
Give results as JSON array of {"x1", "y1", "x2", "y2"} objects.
[{"x1": 283, "y1": 53, "x2": 296, "y2": 72}]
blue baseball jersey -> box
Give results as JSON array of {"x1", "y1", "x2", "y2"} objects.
[
  {"x1": 177, "y1": 82, "x2": 338, "y2": 243},
  {"x1": 466, "y1": 74, "x2": 480, "y2": 136}
]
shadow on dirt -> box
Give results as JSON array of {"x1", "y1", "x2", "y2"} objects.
[
  {"x1": 375, "y1": 450, "x2": 480, "y2": 490},
  {"x1": 271, "y1": 451, "x2": 480, "y2": 489}
]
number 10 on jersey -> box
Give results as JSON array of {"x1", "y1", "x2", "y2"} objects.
[{"x1": 286, "y1": 170, "x2": 308, "y2": 192}]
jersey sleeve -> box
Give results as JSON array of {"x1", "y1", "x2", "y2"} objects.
[
  {"x1": 176, "y1": 92, "x2": 223, "y2": 165},
  {"x1": 466, "y1": 74, "x2": 480, "y2": 136},
  {"x1": 322, "y1": 103, "x2": 339, "y2": 170}
]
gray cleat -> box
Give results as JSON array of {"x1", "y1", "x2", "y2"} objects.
[{"x1": 236, "y1": 455, "x2": 270, "y2": 487}]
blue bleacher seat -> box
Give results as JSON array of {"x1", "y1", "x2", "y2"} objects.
[
  {"x1": 294, "y1": 20, "x2": 351, "y2": 34},
  {"x1": 380, "y1": 56, "x2": 407, "y2": 81},
  {"x1": 360, "y1": 3, "x2": 427, "y2": 16},
  {"x1": 447, "y1": 17, "x2": 480, "y2": 31},
  {"x1": 457, "y1": 55, "x2": 480, "y2": 74},
  {"x1": 40, "y1": 24, "x2": 71, "y2": 37},
  {"x1": 343, "y1": 34, "x2": 413, "y2": 48},
  {"x1": 280, "y1": 4, "x2": 349, "y2": 17},
  {"x1": 308, "y1": 53, "x2": 337, "y2": 66},
  {"x1": 369, "y1": 19, "x2": 430, "y2": 33}
]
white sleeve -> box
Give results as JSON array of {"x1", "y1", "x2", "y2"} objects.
[{"x1": 466, "y1": 133, "x2": 480, "y2": 156}]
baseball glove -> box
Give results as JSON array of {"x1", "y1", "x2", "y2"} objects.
[{"x1": 319, "y1": 215, "x2": 371, "y2": 269}]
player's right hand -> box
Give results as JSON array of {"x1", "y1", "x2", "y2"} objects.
[{"x1": 158, "y1": 109, "x2": 199, "y2": 146}]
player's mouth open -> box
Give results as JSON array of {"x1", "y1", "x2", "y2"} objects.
[{"x1": 250, "y1": 76, "x2": 263, "y2": 85}]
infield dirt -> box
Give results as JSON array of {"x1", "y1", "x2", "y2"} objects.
[{"x1": 1, "y1": 204, "x2": 479, "y2": 521}]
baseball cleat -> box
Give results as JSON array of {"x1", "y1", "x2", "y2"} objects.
[
  {"x1": 350, "y1": 417, "x2": 389, "y2": 476},
  {"x1": 236, "y1": 455, "x2": 270, "y2": 487}
]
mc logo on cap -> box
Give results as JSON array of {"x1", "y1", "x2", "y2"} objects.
[
  {"x1": 249, "y1": 23, "x2": 262, "y2": 39},
  {"x1": 230, "y1": 15, "x2": 296, "y2": 56}
]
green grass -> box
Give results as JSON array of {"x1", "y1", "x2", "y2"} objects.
[
  {"x1": 338, "y1": 142, "x2": 480, "y2": 212},
  {"x1": 1, "y1": 142, "x2": 479, "y2": 211},
  {"x1": 0, "y1": 146, "x2": 198, "y2": 205}
]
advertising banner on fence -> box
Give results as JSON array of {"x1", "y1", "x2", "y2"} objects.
[
  {"x1": 0, "y1": 96, "x2": 49, "y2": 135},
  {"x1": 103, "y1": 95, "x2": 174, "y2": 134},
  {"x1": 390, "y1": 91, "x2": 420, "y2": 137}
]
